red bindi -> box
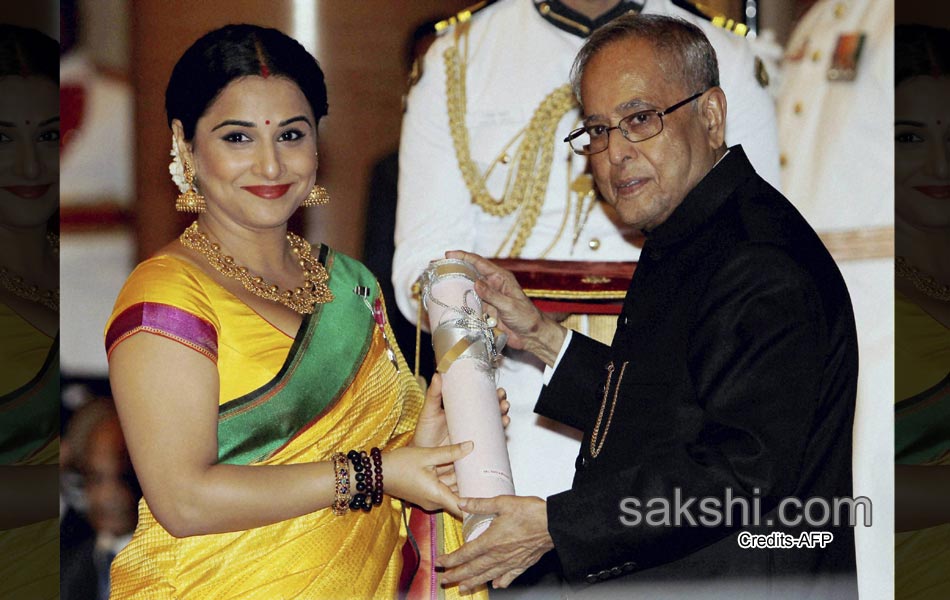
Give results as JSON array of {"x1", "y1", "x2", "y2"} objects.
[
  {"x1": 260, "y1": 63, "x2": 270, "y2": 78},
  {"x1": 265, "y1": 120, "x2": 270, "y2": 125}
]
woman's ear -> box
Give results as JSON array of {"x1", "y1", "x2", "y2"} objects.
[{"x1": 171, "y1": 119, "x2": 195, "y2": 168}]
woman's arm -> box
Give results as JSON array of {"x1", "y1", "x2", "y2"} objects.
[{"x1": 109, "y1": 333, "x2": 469, "y2": 538}]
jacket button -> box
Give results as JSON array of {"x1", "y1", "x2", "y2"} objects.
[
  {"x1": 598, "y1": 571, "x2": 610, "y2": 581},
  {"x1": 610, "y1": 566, "x2": 622, "y2": 576},
  {"x1": 585, "y1": 574, "x2": 598, "y2": 584},
  {"x1": 622, "y1": 561, "x2": 637, "y2": 572},
  {"x1": 575, "y1": 454, "x2": 588, "y2": 470}
]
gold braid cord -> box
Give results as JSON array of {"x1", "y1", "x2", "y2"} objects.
[{"x1": 444, "y1": 44, "x2": 578, "y2": 257}]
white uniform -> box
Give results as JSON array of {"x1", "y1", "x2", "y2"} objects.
[
  {"x1": 395, "y1": 0, "x2": 780, "y2": 500},
  {"x1": 776, "y1": 1, "x2": 894, "y2": 598}
]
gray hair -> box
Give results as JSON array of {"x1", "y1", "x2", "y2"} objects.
[{"x1": 570, "y1": 13, "x2": 720, "y2": 105}]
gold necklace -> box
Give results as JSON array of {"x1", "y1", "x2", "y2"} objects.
[
  {"x1": 0, "y1": 269, "x2": 58, "y2": 311},
  {"x1": 0, "y1": 232, "x2": 59, "y2": 311},
  {"x1": 896, "y1": 256, "x2": 950, "y2": 302},
  {"x1": 179, "y1": 221, "x2": 334, "y2": 314}
]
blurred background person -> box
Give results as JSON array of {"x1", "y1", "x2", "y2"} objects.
[
  {"x1": 893, "y1": 22, "x2": 950, "y2": 600},
  {"x1": 776, "y1": 0, "x2": 894, "y2": 597},
  {"x1": 60, "y1": 392, "x2": 112, "y2": 549},
  {"x1": 61, "y1": 399, "x2": 140, "y2": 600}
]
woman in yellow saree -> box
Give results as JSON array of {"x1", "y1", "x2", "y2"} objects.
[
  {"x1": 0, "y1": 24, "x2": 60, "y2": 600},
  {"x1": 105, "y1": 24, "x2": 492, "y2": 599},
  {"x1": 894, "y1": 24, "x2": 950, "y2": 600}
]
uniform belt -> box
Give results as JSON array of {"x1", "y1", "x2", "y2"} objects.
[{"x1": 817, "y1": 225, "x2": 893, "y2": 262}]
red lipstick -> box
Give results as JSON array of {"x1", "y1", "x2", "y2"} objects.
[
  {"x1": 242, "y1": 184, "x2": 292, "y2": 199},
  {"x1": 914, "y1": 185, "x2": 950, "y2": 199},
  {"x1": 1, "y1": 184, "x2": 51, "y2": 199}
]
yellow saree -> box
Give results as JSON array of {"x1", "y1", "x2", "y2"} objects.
[
  {"x1": 0, "y1": 301, "x2": 59, "y2": 600},
  {"x1": 895, "y1": 292, "x2": 950, "y2": 599},
  {"x1": 104, "y1": 247, "x2": 484, "y2": 599}
]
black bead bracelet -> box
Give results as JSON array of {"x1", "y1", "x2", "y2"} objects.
[{"x1": 339, "y1": 447, "x2": 384, "y2": 514}]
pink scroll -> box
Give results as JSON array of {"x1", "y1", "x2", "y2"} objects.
[{"x1": 421, "y1": 259, "x2": 515, "y2": 541}]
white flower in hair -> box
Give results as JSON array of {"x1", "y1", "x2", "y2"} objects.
[{"x1": 169, "y1": 135, "x2": 189, "y2": 193}]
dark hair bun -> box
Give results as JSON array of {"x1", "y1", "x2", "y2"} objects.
[{"x1": 166, "y1": 24, "x2": 329, "y2": 139}]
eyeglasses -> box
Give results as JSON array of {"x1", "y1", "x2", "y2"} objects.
[{"x1": 563, "y1": 91, "x2": 706, "y2": 155}]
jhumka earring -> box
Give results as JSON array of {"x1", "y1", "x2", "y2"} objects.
[
  {"x1": 175, "y1": 161, "x2": 207, "y2": 213},
  {"x1": 303, "y1": 183, "x2": 330, "y2": 207}
]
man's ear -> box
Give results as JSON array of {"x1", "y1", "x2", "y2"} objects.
[
  {"x1": 699, "y1": 87, "x2": 726, "y2": 149},
  {"x1": 171, "y1": 119, "x2": 195, "y2": 168}
]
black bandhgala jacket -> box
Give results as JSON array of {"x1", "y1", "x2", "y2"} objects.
[{"x1": 538, "y1": 146, "x2": 859, "y2": 598}]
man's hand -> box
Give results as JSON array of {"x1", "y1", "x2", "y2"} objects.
[
  {"x1": 445, "y1": 250, "x2": 567, "y2": 366},
  {"x1": 437, "y1": 495, "x2": 554, "y2": 594}
]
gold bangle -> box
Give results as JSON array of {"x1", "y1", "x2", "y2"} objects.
[{"x1": 331, "y1": 452, "x2": 351, "y2": 516}]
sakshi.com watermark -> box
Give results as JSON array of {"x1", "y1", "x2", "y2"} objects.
[{"x1": 618, "y1": 487, "x2": 871, "y2": 548}]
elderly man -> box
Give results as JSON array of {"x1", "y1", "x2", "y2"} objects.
[
  {"x1": 439, "y1": 14, "x2": 859, "y2": 598},
  {"x1": 395, "y1": 0, "x2": 779, "y2": 514}
]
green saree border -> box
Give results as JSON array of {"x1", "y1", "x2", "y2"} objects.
[
  {"x1": 896, "y1": 370, "x2": 950, "y2": 465},
  {"x1": 0, "y1": 335, "x2": 58, "y2": 405},
  {"x1": 216, "y1": 246, "x2": 380, "y2": 465},
  {"x1": 0, "y1": 335, "x2": 59, "y2": 463}
]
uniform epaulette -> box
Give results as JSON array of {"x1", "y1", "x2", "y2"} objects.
[
  {"x1": 671, "y1": 0, "x2": 750, "y2": 37},
  {"x1": 433, "y1": 0, "x2": 499, "y2": 35}
]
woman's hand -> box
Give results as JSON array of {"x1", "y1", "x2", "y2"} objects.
[
  {"x1": 412, "y1": 374, "x2": 450, "y2": 449},
  {"x1": 412, "y1": 374, "x2": 510, "y2": 449},
  {"x1": 384, "y1": 443, "x2": 474, "y2": 517}
]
